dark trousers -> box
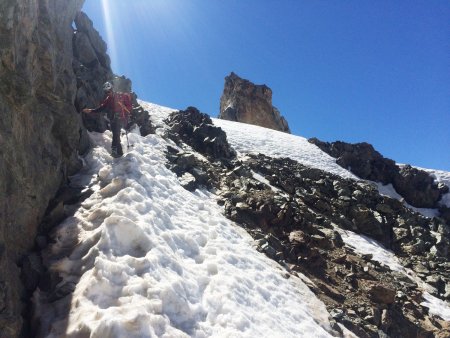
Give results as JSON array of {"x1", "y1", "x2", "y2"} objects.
[{"x1": 111, "y1": 118, "x2": 124, "y2": 155}]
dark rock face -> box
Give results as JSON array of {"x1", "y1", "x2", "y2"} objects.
[
  {"x1": 0, "y1": 4, "x2": 156, "y2": 338},
  {"x1": 394, "y1": 165, "x2": 445, "y2": 208},
  {"x1": 0, "y1": 0, "x2": 85, "y2": 336},
  {"x1": 22, "y1": 176, "x2": 95, "y2": 336},
  {"x1": 74, "y1": 12, "x2": 110, "y2": 69},
  {"x1": 219, "y1": 72, "x2": 291, "y2": 133},
  {"x1": 165, "y1": 119, "x2": 450, "y2": 337},
  {"x1": 309, "y1": 140, "x2": 398, "y2": 184},
  {"x1": 73, "y1": 11, "x2": 113, "y2": 133},
  {"x1": 309, "y1": 138, "x2": 449, "y2": 210},
  {"x1": 131, "y1": 103, "x2": 156, "y2": 136},
  {"x1": 165, "y1": 107, "x2": 236, "y2": 160}
]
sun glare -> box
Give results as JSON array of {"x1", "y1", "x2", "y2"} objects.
[
  {"x1": 95, "y1": 0, "x2": 196, "y2": 77},
  {"x1": 100, "y1": 0, "x2": 118, "y2": 70}
]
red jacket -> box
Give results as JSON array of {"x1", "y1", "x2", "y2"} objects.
[{"x1": 93, "y1": 92, "x2": 132, "y2": 122}]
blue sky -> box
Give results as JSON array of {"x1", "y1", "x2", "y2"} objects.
[{"x1": 82, "y1": 0, "x2": 450, "y2": 171}]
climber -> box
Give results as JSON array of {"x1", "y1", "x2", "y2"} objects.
[{"x1": 82, "y1": 82, "x2": 132, "y2": 158}]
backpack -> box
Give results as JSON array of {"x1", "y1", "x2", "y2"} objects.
[{"x1": 113, "y1": 92, "x2": 132, "y2": 123}]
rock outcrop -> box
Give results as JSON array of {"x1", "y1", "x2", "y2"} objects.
[
  {"x1": 309, "y1": 138, "x2": 449, "y2": 210},
  {"x1": 0, "y1": 1, "x2": 85, "y2": 336},
  {"x1": 73, "y1": 11, "x2": 114, "y2": 134},
  {"x1": 219, "y1": 72, "x2": 291, "y2": 133},
  {"x1": 165, "y1": 107, "x2": 236, "y2": 162}
]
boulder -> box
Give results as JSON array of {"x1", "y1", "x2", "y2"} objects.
[
  {"x1": 289, "y1": 230, "x2": 310, "y2": 247},
  {"x1": 350, "y1": 207, "x2": 391, "y2": 246},
  {"x1": 165, "y1": 107, "x2": 236, "y2": 160},
  {"x1": 368, "y1": 284, "x2": 396, "y2": 304}
]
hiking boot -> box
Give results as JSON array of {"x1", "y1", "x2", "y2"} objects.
[{"x1": 111, "y1": 147, "x2": 121, "y2": 158}]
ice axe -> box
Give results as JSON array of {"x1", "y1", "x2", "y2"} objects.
[{"x1": 118, "y1": 101, "x2": 134, "y2": 149}]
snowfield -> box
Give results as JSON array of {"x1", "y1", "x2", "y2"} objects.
[
  {"x1": 141, "y1": 102, "x2": 357, "y2": 180},
  {"x1": 34, "y1": 102, "x2": 450, "y2": 337},
  {"x1": 35, "y1": 123, "x2": 336, "y2": 337}
]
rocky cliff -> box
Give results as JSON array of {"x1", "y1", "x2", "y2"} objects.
[
  {"x1": 73, "y1": 11, "x2": 114, "y2": 134},
  {"x1": 0, "y1": 1, "x2": 160, "y2": 335},
  {"x1": 0, "y1": 1, "x2": 159, "y2": 334},
  {"x1": 0, "y1": 1, "x2": 85, "y2": 335},
  {"x1": 73, "y1": 12, "x2": 155, "y2": 137},
  {"x1": 219, "y1": 72, "x2": 291, "y2": 133}
]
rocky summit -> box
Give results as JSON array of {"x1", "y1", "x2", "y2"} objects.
[{"x1": 219, "y1": 72, "x2": 291, "y2": 133}]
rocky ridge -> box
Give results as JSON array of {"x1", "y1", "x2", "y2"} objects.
[
  {"x1": 165, "y1": 107, "x2": 450, "y2": 338},
  {"x1": 308, "y1": 138, "x2": 449, "y2": 212},
  {"x1": 219, "y1": 72, "x2": 291, "y2": 133}
]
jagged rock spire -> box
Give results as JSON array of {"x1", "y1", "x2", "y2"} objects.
[{"x1": 219, "y1": 72, "x2": 291, "y2": 133}]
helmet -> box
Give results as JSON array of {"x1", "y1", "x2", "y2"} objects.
[{"x1": 103, "y1": 82, "x2": 113, "y2": 91}]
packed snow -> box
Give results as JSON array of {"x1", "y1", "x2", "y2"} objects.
[
  {"x1": 34, "y1": 101, "x2": 450, "y2": 337},
  {"x1": 35, "y1": 119, "x2": 337, "y2": 337},
  {"x1": 213, "y1": 119, "x2": 358, "y2": 180},
  {"x1": 139, "y1": 101, "x2": 450, "y2": 323},
  {"x1": 140, "y1": 101, "x2": 357, "y2": 180}
]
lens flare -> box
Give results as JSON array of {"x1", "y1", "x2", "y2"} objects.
[
  {"x1": 100, "y1": 0, "x2": 119, "y2": 70},
  {"x1": 96, "y1": 0, "x2": 198, "y2": 81}
]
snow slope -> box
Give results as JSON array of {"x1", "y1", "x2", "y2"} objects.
[
  {"x1": 35, "y1": 123, "x2": 336, "y2": 337},
  {"x1": 35, "y1": 102, "x2": 450, "y2": 337},
  {"x1": 141, "y1": 102, "x2": 357, "y2": 180}
]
